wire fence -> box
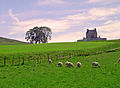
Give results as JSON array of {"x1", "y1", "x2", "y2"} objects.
[{"x1": 0, "y1": 53, "x2": 74, "y2": 67}]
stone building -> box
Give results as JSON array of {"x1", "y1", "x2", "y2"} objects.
[{"x1": 77, "y1": 28, "x2": 107, "y2": 41}]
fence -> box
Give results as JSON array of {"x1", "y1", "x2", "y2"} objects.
[
  {"x1": 0, "y1": 52, "x2": 74, "y2": 67},
  {"x1": 0, "y1": 48, "x2": 105, "y2": 67}
]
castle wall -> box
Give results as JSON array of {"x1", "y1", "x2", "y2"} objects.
[
  {"x1": 86, "y1": 29, "x2": 97, "y2": 39},
  {"x1": 83, "y1": 38, "x2": 107, "y2": 41},
  {"x1": 86, "y1": 32, "x2": 97, "y2": 38}
]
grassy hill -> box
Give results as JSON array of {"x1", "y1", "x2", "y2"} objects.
[
  {"x1": 0, "y1": 37, "x2": 27, "y2": 45},
  {"x1": 0, "y1": 40, "x2": 120, "y2": 87},
  {"x1": 1, "y1": 51, "x2": 120, "y2": 88},
  {"x1": 0, "y1": 42, "x2": 113, "y2": 55}
]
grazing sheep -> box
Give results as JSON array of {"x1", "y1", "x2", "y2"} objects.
[
  {"x1": 65, "y1": 61, "x2": 74, "y2": 67},
  {"x1": 48, "y1": 59, "x2": 52, "y2": 64},
  {"x1": 92, "y1": 62, "x2": 100, "y2": 68},
  {"x1": 58, "y1": 62, "x2": 63, "y2": 67},
  {"x1": 118, "y1": 58, "x2": 120, "y2": 63},
  {"x1": 65, "y1": 61, "x2": 69, "y2": 66},
  {"x1": 68, "y1": 62, "x2": 74, "y2": 67},
  {"x1": 77, "y1": 62, "x2": 82, "y2": 68}
]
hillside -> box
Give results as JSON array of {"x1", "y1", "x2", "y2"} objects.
[
  {"x1": 0, "y1": 37, "x2": 27, "y2": 45},
  {"x1": 0, "y1": 41, "x2": 114, "y2": 55},
  {"x1": 0, "y1": 40, "x2": 120, "y2": 87}
]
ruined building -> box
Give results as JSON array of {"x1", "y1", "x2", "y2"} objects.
[{"x1": 77, "y1": 28, "x2": 107, "y2": 41}]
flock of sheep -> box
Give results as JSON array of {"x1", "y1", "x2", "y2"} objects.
[
  {"x1": 48, "y1": 58, "x2": 120, "y2": 68},
  {"x1": 48, "y1": 59, "x2": 101, "y2": 68}
]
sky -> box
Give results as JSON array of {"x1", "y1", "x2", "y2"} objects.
[{"x1": 0, "y1": 0, "x2": 120, "y2": 42}]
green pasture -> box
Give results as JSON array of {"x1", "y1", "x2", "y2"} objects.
[
  {"x1": 0, "y1": 40, "x2": 120, "y2": 88},
  {"x1": 0, "y1": 41, "x2": 120, "y2": 67},
  {"x1": 0, "y1": 42, "x2": 114, "y2": 55},
  {"x1": 0, "y1": 50, "x2": 120, "y2": 88}
]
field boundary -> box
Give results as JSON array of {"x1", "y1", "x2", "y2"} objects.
[{"x1": 1, "y1": 46, "x2": 120, "y2": 67}]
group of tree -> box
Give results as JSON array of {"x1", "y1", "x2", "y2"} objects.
[{"x1": 25, "y1": 26, "x2": 52, "y2": 44}]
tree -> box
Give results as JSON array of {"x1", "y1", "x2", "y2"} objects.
[{"x1": 25, "y1": 26, "x2": 52, "y2": 44}]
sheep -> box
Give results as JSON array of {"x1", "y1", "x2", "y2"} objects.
[
  {"x1": 92, "y1": 62, "x2": 100, "y2": 68},
  {"x1": 65, "y1": 61, "x2": 69, "y2": 66},
  {"x1": 118, "y1": 58, "x2": 120, "y2": 63},
  {"x1": 65, "y1": 61, "x2": 74, "y2": 67},
  {"x1": 58, "y1": 62, "x2": 63, "y2": 67},
  {"x1": 77, "y1": 62, "x2": 82, "y2": 68},
  {"x1": 68, "y1": 62, "x2": 74, "y2": 67},
  {"x1": 48, "y1": 59, "x2": 52, "y2": 64}
]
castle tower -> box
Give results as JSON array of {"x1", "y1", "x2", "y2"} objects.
[
  {"x1": 77, "y1": 28, "x2": 107, "y2": 42},
  {"x1": 86, "y1": 28, "x2": 97, "y2": 39}
]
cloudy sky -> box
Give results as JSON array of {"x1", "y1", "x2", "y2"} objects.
[{"x1": 0, "y1": 0, "x2": 120, "y2": 42}]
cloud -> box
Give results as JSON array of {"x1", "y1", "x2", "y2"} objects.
[
  {"x1": 88, "y1": 0, "x2": 105, "y2": 3},
  {"x1": 13, "y1": 19, "x2": 72, "y2": 33},
  {"x1": 96, "y1": 21, "x2": 120, "y2": 39},
  {"x1": 88, "y1": 7, "x2": 120, "y2": 17},
  {"x1": 8, "y1": 32, "x2": 17, "y2": 35},
  {"x1": 88, "y1": 0, "x2": 115, "y2": 4},
  {"x1": 104, "y1": 20, "x2": 113, "y2": 25},
  {"x1": 36, "y1": 0, "x2": 64, "y2": 5},
  {"x1": 0, "y1": 21, "x2": 6, "y2": 24},
  {"x1": 9, "y1": 6, "x2": 120, "y2": 42},
  {"x1": 50, "y1": 32, "x2": 84, "y2": 42},
  {"x1": 8, "y1": 9, "x2": 20, "y2": 23}
]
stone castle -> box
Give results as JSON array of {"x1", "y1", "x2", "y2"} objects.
[{"x1": 77, "y1": 28, "x2": 107, "y2": 41}]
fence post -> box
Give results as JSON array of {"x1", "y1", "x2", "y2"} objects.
[
  {"x1": 22, "y1": 57, "x2": 24, "y2": 65},
  {"x1": 4, "y1": 56, "x2": 6, "y2": 67},
  {"x1": 69, "y1": 53, "x2": 71, "y2": 58}
]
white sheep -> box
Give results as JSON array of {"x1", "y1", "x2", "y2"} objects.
[
  {"x1": 65, "y1": 61, "x2": 69, "y2": 66},
  {"x1": 92, "y1": 62, "x2": 100, "y2": 67},
  {"x1": 48, "y1": 59, "x2": 52, "y2": 64},
  {"x1": 118, "y1": 58, "x2": 120, "y2": 63},
  {"x1": 58, "y1": 62, "x2": 63, "y2": 67},
  {"x1": 77, "y1": 62, "x2": 82, "y2": 68},
  {"x1": 66, "y1": 62, "x2": 74, "y2": 67},
  {"x1": 68, "y1": 62, "x2": 74, "y2": 67}
]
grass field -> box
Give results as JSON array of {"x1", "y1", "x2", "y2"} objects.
[
  {"x1": 0, "y1": 42, "x2": 113, "y2": 55},
  {"x1": 0, "y1": 39, "x2": 120, "y2": 88},
  {"x1": 0, "y1": 50, "x2": 120, "y2": 88}
]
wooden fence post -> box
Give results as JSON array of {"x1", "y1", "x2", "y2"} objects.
[
  {"x1": 48, "y1": 54, "x2": 49, "y2": 61},
  {"x1": 22, "y1": 57, "x2": 24, "y2": 65},
  {"x1": 69, "y1": 53, "x2": 71, "y2": 58},
  {"x1": 4, "y1": 56, "x2": 6, "y2": 67}
]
